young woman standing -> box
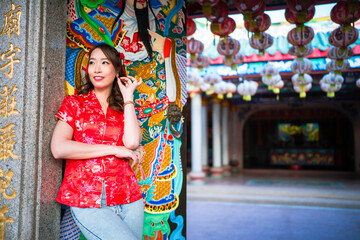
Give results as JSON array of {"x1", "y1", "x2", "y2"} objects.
[{"x1": 51, "y1": 43, "x2": 144, "y2": 240}]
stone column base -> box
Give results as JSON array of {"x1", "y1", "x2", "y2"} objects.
[
  {"x1": 230, "y1": 160, "x2": 239, "y2": 173},
  {"x1": 210, "y1": 167, "x2": 223, "y2": 178},
  {"x1": 222, "y1": 165, "x2": 231, "y2": 176},
  {"x1": 202, "y1": 166, "x2": 210, "y2": 174},
  {"x1": 188, "y1": 171, "x2": 206, "y2": 185}
]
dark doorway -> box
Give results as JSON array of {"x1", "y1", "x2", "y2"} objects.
[{"x1": 243, "y1": 108, "x2": 355, "y2": 171}]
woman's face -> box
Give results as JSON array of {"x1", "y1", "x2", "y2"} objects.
[
  {"x1": 126, "y1": 0, "x2": 147, "y2": 9},
  {"x1": 88, "y1": 48, "x2": 117, "y2": 91}
]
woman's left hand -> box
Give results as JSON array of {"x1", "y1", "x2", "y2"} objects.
[{"x1": 117, "y1": 76, "x2": 142, "y2": 101}]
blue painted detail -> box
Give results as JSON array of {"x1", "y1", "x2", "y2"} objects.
[
  {"x1": 156, "y1": 103, "x2": 164, "y2": 110},
  {"x1": 65, "y1": 47, "x2": 83, "y2": 88},
  {"x1": 164, "y1": 0, "x2": 184, "y2": 37},
  {"x1": 169, "y1": 211, "x2": 185, "y2": 240}
]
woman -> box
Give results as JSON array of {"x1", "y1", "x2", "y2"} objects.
[{"x1": 51, "y1": 43, "x2": 144, "y2": 240}]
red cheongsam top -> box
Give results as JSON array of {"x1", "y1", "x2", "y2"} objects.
[{"x1": 55, "y1": 90, "x2": 142, "y2": 208}]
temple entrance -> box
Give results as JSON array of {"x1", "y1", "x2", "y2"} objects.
[{"x1": 243, "y1": 108, "x2": 355, "y2": 171}]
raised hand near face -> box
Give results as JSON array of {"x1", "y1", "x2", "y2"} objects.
[{"x1": 117, "y1": 76, "x2": 143, "y2": 101}]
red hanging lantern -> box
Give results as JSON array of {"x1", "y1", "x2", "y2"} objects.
[
  {"x1": 196, "y1": 0, "x2": 220, "y2": 15},
  {"x1": 287, "y1": 26, "x2": 314, "y2": 46},
  {"x1": 190, "y1": 54, "x2": 211, "y2": 70},
  {"x1": 204, "y1": 1, "x2": 229, "y2": 23},
  {"x1": 234, "y1": 0, "x2": 265, "y2": 22},
  {"x1": 217, "y1": 37, "x2": 241, "y2": 59},
  {"x1": 211, "y1": 17, "x2": 236, "y2": 37},
  {"x1": 285, "y1": 7, "x2": 315, "y2": 25},
  {"x1": 223, "y1": 53, "x2": 244, "y2": 70},
  {"x1": 187, "y1": 38, "x2": 204, "y2": 59},
  {"x1": 244, "y1": 13, "x2": 271, "y2": 39},
  {"x1": 187, "y1": 18, "x2": 196, "y2": 36},
  {"x1": 328, "y1": 26, "x2": 359, "y2": 48},
  {"x1": 286, "y1": 0, "x2": 316, "y2": 13},
  {"x1": 330, "y1": 1, "x2": 360, "y2": 26},
  {"x1": 249, "y1": 32, "x2": 273, "y2": 55}
]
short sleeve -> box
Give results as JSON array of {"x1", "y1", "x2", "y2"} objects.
[{"x1": 55, "y1": 96, "x2": 79, "y2": 130}]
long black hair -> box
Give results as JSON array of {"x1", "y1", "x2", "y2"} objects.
[
  {"x1": 77, "y1": 43, "x2": 126, "y2": 111},
  {"x1": 111, "y1": 0, "x2": 160, "y2": 59}
]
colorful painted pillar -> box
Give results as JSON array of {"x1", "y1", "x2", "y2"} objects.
[
  {"x1": 62, "y1": 0, "x2": 187, "y2": 239},
  {"x1": 189, "y1": 93, "x2": 205, "y2": 184},
  {"x1": 210, "y1": 99, "x2": 223, "y2": 178},
  {"x1": 201, "y1": 97, "x2": 209, "y2": 173},
  {"x1": 221, "y1": 101, "x2": 231, "y2": 176}
]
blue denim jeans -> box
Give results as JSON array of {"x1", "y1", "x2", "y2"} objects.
[{"x1": 70, "y1": 185, "x2": 144, "y2": 240}]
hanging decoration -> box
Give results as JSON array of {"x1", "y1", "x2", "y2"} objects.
[
  {"x1": 195, "y1": 0, "x2": 220, "y2": 16},
  {"x1": 210, "y1": 17, "x2": 236, "y2": 38},
  {"x1": 285, "y1": 3, "x2": 315, "y2": 32},
  {"x1": 213, "y1": 81, "x2": 226, "y2": 99},
  {"x1": 244, "y1": 13, "x2": 271, "y2": 39},
  {"x1": 190, "y1": 54, "x2": 211, "y2": 71},
  {"x1": 356, "y1": 78, "x2": 360, "y2": 88},
  {"x1": 235, "y1": 0, "x2": 273, "y2": 56},
  {"x1": 328, "y1": 26, "x2": 359, "y2": 48},
  {"x1": 326, "y1": 59, "x2": 350, "y2": 75},
  {"x1": 204, "y1": 0, "x2": 229, "y2": 23},
  {"x1": 234, "y1": 0, "x2": 265, "y2": 23},
  {"x1": 187, "y1": 71, "x2": 203, "y2": 98},
  {"x1": 187, "y1": 38, "x2": 204, "y2": 60},
  {"x1": 203, "y1": 73, "x2": 223, "y2": 95},
  {"x1": 327, "y1": 46, "x2": 354, "y2": 64},
  {"x1": 249, "y1": 32, "x2": 274, "y2": 55},
  {"x1": 260, "y1": 63, "x2": 284, "y2": 95},
  {"x1": 200, "y1": 82, "x2": 212, "y2": 93},
  {"x1": 237, "y1": 80, "x2": 258, "y2": 101},
  {"x1": 223, "y1": 53, "x2": 244, "y2": 70},
  {"x1": 291, "y1": 73, "x2": 313, "y2": 98},
  {"x1": 325, "y1": 1, "x2": 360, "y2": 97},
  {"x1": 288, "y1": 45, "x2": 313, "y2": 58},
  {"x1": 330, "y1": 0, "x2": 360, "y2": 32},
  {"x1": 285, "y1": 0, "x2": 316, "y2": 98},
  {"x1": 187, "y1": 18, "x2": 197, "y2": 36},
  {"x1": 287, "y1": 26, "x2": 314, "y2": 47},
  {"x1": 217, "y1": 37, "x2": 241, "y2": 64},
  {"x1": 226, "y1": 82, "x2": 237, "y2": 98},
  {"x1": 291, "y1": 58, "x2": 313, "y2": 74},
  {"x1": 319, "y1": 72, "x2": 344, "y2": 98}
]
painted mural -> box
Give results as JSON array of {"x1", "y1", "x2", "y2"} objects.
[{"x1": 62, "y1": 0, "x2": 186, "y2": 239}]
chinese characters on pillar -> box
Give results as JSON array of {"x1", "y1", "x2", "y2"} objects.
[
  {"x1": 0, "y1": 123, "x2": 18, "y2": 162},
  {"x1": 0, "y1": 206, "x2": 14, "y2": 240},
  {"x1": 0, "y1": 3, "x2": 22, "y2": 240},
  {"x1": 0, "y1": 43, "x2": 21, "y2": 79},
  {"x1": 0, "y1": 3, "x2": 21, "y2": 38},
  {"x1": 0, "y1": 84, "x2": 19, "y2": 119}
]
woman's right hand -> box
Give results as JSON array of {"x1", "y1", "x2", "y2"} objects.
[{"x1": 114, "y1": 146, "x2": 140, "y2": 168}]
